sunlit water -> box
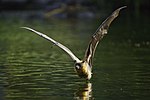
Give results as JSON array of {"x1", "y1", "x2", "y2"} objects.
[{"x1": 0, "y1": 13, "x2": 150, "y2": 100}]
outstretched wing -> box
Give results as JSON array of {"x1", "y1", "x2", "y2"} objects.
[
  {"x1": 84, "y1": 6, "x2": 126, "y2": 67},
  {"x1": 21, "y1": 27, "x2": 81, "y2": 62}
]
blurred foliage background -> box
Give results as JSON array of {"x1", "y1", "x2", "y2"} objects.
[
  {"x1": 0, "y1": 0, "x2": 149, "y2": 19},
  {"x1": 0, "y1": 0, "x2": 149, "y2": 10}
]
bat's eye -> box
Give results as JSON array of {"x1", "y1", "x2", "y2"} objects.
[
  {"x1": 75, "y1": 65, "x2": 80, "y2": 69},
  {"x1": 75, "y1": 63, "x2": 81, "y2": 70}
]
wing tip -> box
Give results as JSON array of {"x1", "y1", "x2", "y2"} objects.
[
  {"x1": 111, "y1": 6, "x2": 127, "y2": 18},
  {"x1": 20, "y1": 26, "x2": 38, "y2": 34},
  {"x1": 20, "y1": 26, "x2": 32, "y2": 30},
  {"x1": 118, "y1": 6, "x2": 127, "y2": 11},
  {"x1": 120, "y1": 6, "x2": 127, "y2": 9}
]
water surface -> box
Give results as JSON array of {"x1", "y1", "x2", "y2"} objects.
[{"x1": 0, "y1": 13, "x2": 150, "y2": 100}]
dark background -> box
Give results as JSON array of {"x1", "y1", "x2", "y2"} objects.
[
  {"x1": 0, "y1": 0, "x2": 149, "y2": 10},
  {"x1": 0, "y1": 0, "x2": 149, "y2": 19}
]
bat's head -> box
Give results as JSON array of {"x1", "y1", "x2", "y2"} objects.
[{"x1": 75, "y1": 61, "x2": 92, "y2": 80}]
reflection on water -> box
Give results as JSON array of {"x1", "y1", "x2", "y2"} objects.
[
  {"x1": 0, "y1": 13, "x2": 150, "y2": 100},
  {"x1": 74, "y1": 82, "x2": 92, "y2": 100}
]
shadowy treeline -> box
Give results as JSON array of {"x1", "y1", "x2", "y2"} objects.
[
  {"x1": 0, "y1": 0, "x2": 149, "y2": 19},
  {"x1": 0, "y1": 0, "x2": 149, "y2": 11}
]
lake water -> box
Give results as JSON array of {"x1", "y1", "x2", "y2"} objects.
[{"x1": 0, "y1": 12, "x2": 150, "y2": 100}]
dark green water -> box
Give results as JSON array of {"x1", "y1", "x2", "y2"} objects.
[{"x1": 0, "y1": 13, "x2": 150, "y2": 100}]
